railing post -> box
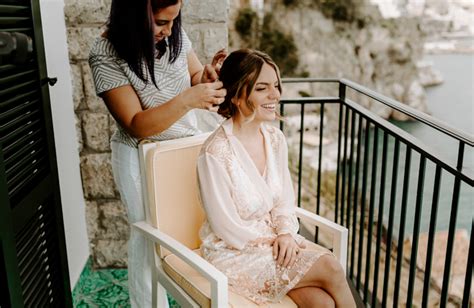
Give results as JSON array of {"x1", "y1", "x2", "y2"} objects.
[
  {"x1": 315, "y1": 103, "x2": 325, "y2": 242},
  {"x1": 335, "y1": 104, "x2": 344, "y2": 224},
  {"x1": 372, "y1": 130, "x2": 388, "y2": 307},
  {"x1": 364, "y1": 125, "x2": 378, "y2": 304},
  {"x1": 347, "y1": 111, "x2": 356, "y2": 278},
  {"x1": 339, "y1": 81, "x2": 346, "y2": 102},
  {"x1": 357, "y1": 118, "x2": 370, "y2": 291},
  {"x1": 440, "y1": 141, "x2": 465, "y2": 306},
  {"x1": 420, "y1": 165, "x2": 442, "y2": 308},
  {"x1": 382, "y1": 139, "x2": 400, "y2": 307},
  {"x1": 462, "y1": 220, "x2": 473, "y2": 308},
  {"x1": 279, "y1": 103, "x2": 285, "y2": 131},
  {"x1": 407, "y1": 156, "x2": 427, "y2": 307},
  {"x1": 394, "y1": 146, "x2": 413, "y2": 307},
  {"x1": 297, "y1": 104, "x2": 305, "y2": 208}
]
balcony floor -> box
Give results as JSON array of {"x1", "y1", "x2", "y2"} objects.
[{"x1": 72, "y1": 258, "x2": 180, "y2": 307}]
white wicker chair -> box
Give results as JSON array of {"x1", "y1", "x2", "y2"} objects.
[{"x1": 133, "y1": 133, "x2": 348, "y2": 308}]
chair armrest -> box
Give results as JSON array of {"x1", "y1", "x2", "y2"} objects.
[
  {"x1": 295, "y1": 207, "x2": 348, "y2": 273},
  {"x1": 133, "y1": 221, "x2": 228, "y2": 308}
]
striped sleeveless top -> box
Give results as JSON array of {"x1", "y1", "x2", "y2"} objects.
[{"x1": 88, "y1": 29, "x2": 200, "y2": 148}]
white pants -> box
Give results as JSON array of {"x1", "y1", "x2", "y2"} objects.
[{"x1": 111, "y1": 141, "x2": 169, "y2": 308}]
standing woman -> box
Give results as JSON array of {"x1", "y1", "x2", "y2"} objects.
[{"x1": 88, "y1": 0, "x2": 226, "y2": 307}]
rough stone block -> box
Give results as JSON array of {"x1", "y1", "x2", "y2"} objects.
[
  {"x1": 85, "y1": 200, "x2": 99, "y2": 241},
  {"x1": 80, "y1": 153, "x2": 116, "y2": 199},
  {"x1": 417, "y1": 61, "x2": 444, "y2": 87},
  {"x1": 108, "y1": 114, "x2": 118, "y2": 138},
  {"x1": 92, "y1": 239, "x2": 127, "y2": 268},
  {"x1": 82, "y1": 112, "x2": 110, "y2": 152},
  {"x1": 182, "y1": 0, "x2": 228, "y2": 23},
  {"x1": 81, "y1": 62, "x2": 108, "y2": 112},
  {"x1": 201, "y1": 25, "x2": 228, "y2": 63},
  {"x1": 367, "y1": 27, "x2": 391, "y2": 55},
  {"x1": 67, "y1": 27, "x2": 103, "y2": 61},
  {"x1": 70, "y1": 63, "x2": 85, "y2": 111},
  {"x1": 75, "y1": 114, "x2": 83, "y2": 153},
  {"x1": 183, "y1": 22, "x2": 228, "y2": 64},
  {"x1": 98, "y1": 200, "x2": 129, "y2": 240},
  {"x1": 64, "y1": 0, "x2": 110, "y2": 25},
  {"x1": 388, "y1": 41, "x2": 411, "y2": 63},
  {"x1": 182, "y1": 23, "x2": 203, "y2": 53},
  {"x1": 390, "y1": 82, "x2": 405, "y2": 102}
]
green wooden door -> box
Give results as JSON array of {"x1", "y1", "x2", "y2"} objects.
[{"x1": 0, "y1": 0, "x2": 72, "y2": 307}]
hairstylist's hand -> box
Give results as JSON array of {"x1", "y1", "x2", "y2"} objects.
[
  {"x1": 180, "y1": 81, "x2": 226, "y2": 112},
  {"x1": 201, "y1": 48, "x2": 227, "y2": 83},
  {"x1": 272, "y1": 234, "x2": 302, "y2": 269}
]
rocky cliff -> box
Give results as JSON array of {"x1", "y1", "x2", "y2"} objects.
[
  {"x1": 229, "y1": 0, "x2": 431, "y2": 121},
  {"x1": 372, "y1": 0, "x2": 474, "y2": 54}
]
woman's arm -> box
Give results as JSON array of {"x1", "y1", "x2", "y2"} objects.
[
  {"x1": 101, "y1": 81, "x2": 226, "y2": 139},
  {"x1": 271, "y1": 131, "x2": 300, "y2": 236},
  {"x1": 90, "y1": 44, "x2": 226, "y2": 139},
  {"x1": 188, "y1": 49, "x2": 226, "y2": 86},
  {"x1": 271, "y1": 131, "x2": 306, "y2": 268},
  {"x1": 197, "y1": 152, "x2": 260, "y2": 250}
]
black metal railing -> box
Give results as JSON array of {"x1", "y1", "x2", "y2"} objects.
[{"x1": 280, "y1": 78, "x2": 473, "y2": 308}]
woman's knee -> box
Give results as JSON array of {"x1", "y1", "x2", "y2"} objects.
[
  {"x1": 318, "y1": 255, "x2": 346, "y2": 284},
  {"x1": 297, "y1": 254, "x2": 346, "y2": 288}
]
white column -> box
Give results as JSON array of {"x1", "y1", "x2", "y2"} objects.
[{"x1": 39, "y1": 0, "x2": 90, "y2": 289}]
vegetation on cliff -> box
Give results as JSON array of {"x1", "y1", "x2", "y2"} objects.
[{"x1": 235, "y1": 7, "x2": 302, "y2": 76}]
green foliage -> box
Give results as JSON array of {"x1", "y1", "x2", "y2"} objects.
[
  {"x1": 259, "y1": 14, "x2": 299, "y2": 77},
  {"x1": 235, "y1": 9, "x2": 303, "y2": 77},
  {"x1": 298, "y1": 70, "x2": 310, "y2": 78},
  {"x1": 235, "y1": 8, "x2": 258, "y2": 39},
  {"x1": 298, "y1": 90, "x2": 311, "y2": 97},
  {"x1": 320, "y1": 171, "x2": 337, "y2": 206},
  {"x1": 313, "y1": 0, "x2": 357, "y2": 22}
]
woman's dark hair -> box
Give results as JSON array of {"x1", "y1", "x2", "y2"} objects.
[
  {"x1": 218, "y1": 49, "x2": 282, "y2": 119},
  {"x1": 107, "y1": 0, "x2": 182, "y2": 88}
]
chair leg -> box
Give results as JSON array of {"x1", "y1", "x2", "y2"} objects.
[
  {"x1": 158, "y1": 284, "x2": 169, "y2": 308},
  {"x1": 152, "y1": 267, "x2": 170, "y2": 308},
  {"x1": 152, "y1": 266, "x2": 158, "y2": 307}
]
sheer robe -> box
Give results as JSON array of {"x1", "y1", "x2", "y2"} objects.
[{"x1": 197, "y1": 118, "x2": 331, "y2": 305}]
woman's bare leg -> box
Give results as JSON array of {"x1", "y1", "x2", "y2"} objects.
[
  {"x1": 294, "y1": 254, "x2": 356, "y2": 307},
  {"x1": 288, "y1": 287, "x2": 335, "y2": 308}
]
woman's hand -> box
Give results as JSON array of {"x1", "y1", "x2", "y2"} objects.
[
  {"x1": 272, "y1": 233, "x2": 302, "y2": 269},
  {"x1": 180, "y1": 81, "x2": 226, "y2": 112},
  {"x1": 201, "y1": 48, "x2": 227, "y2": 83}
]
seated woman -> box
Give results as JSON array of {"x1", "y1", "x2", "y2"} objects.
[{"x1": 197, "y1": 49, "x2": 355, "y2": 307}]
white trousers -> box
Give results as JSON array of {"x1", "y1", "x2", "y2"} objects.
[{"x1": 111, "y1": 141, "x2": 169, "y2": 308}]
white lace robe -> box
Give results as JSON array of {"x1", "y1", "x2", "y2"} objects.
[{"x1": 198, "y1": 118, "x2": 330, "y2": 305}]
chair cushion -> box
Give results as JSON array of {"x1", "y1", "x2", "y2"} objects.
[{"x1": 162, "y1": 249, "x2": 298, "y2": 308}]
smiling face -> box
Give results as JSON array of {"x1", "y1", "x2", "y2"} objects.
[
  {"x1": 153, "y1": 2, "x2": 181, "y2": 43},
  {"x1": 236, "y1": 62, "x2": 281, "y2": 123}
]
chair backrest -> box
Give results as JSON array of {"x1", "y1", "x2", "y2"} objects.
[{"x1": 139, "y1": 133, "x2": 210, "y2": 258}]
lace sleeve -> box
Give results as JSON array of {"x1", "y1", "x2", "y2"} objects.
[
  {"x1": 273, "y1": 213, "x2": 298, "y2": 235},
  {"x1": 269, "y1": 128, "x2": 302, "y2": 240},
  {"x1": 197, "y1": 152, "x2": 261, "y2": 250}
]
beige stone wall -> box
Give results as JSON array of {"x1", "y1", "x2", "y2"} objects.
[{"x1": 64, "y1": 0, "x2": 229, "y2": 268}]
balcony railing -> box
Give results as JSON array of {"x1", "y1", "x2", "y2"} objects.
[{"x1": 280, "y1": 78, "x2": 473, "y2": 308}]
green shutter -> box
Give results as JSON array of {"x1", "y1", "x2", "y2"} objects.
[{"x1": 0, "y1": 1, "x2": 72, "y2": 307}]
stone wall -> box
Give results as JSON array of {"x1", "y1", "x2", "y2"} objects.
[{"x1": 64, "y1": 0, "x2": 229, "y2": 268}]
